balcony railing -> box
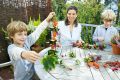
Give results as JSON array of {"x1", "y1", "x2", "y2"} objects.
[
  {"x1": 81, "y1": 23, "x2": 120, "y2": 31},
  {"x1": 81, "y1": 23, "x2": 120, "y2": 44}
]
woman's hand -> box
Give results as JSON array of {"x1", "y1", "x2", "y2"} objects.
[
  {"x1": 72, "y1": 40, "x2": 83, "y2": 47},
  {"x1": 21, "y1": 51, "x2": 40, "y2": 63},
  {"x1": 98, "y1": 37, "x2": 104, "y2": 42},
  {"x1": 46, "y1": 12, "x2": 56, "y2": 22}
]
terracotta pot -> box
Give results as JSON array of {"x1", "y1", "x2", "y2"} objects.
[{"x1": 111, "y1": 43, "x2": 120, "y2": 55}]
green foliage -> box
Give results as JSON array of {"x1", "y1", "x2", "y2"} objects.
[
  {"x1": 116, "y1": 1, "x2": 120, "y2": 27},
  {"x1": 81, "y1": 27, "x2": 94, "y2": 44},
  {"x1": 27, "y1": 15, "x2": 48, "y2": 46},
  {"x1": 81, "y1": 43, "x2": 91, "y2": 49},
  {"x1": 1, "y1": 28, "x2": 8, "y2": 39},
  {"x1": 0, "y1": 18, "x2": 13, "y2": 42},
  {"x1": 41, "y1": 50, "x2": 59, "y2": 71},
  {"x1": 36, "y1": 29, "x2": 48, "y2": 47},
  {"x1": 48, "y1": 50, "x2": 58, "y2": 55},
  {"x1": 84, "y1": 57, "x2": 92, "y2": 63},
  {"x1": 51, "y1": 0, "x2": 66, "y2": 20},
  {"x1": 27, "y1": 14, "x2": 41, "y2": 33},
  {"x1": 66, "y1": 0, "x2": 104, "y2": 24},
  {"x1": 75, "y1": 59, "x2": 80, "y2": 65},
  {"x1": 69, "y1": 51, "x2": 76, "y2": 58}
]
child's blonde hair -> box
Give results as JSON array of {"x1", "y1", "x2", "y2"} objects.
[
  {"x1": 101, "y1": 9, "x2": 116, "y2": 21},
  {"x1": 7, "y1": 21, "x2": 27, "y2": 41}
]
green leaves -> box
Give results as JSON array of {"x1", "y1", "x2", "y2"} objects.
[
  {"x1": 51, "y1": 0, "x2": 65, "y2": 20},
  {"x1": 75, "y1": 59, "x2": 80, "y2": 65},
  {"x1": 41, "y1": 50, "x2": 59, "y2": 71},
  {"x1": 84, "y1": 57, "x2": 93, "y2": 63},
  {"x1": 27, "y1": 15, "x2": 48, "y2": 47},
  {"x1": 69, "y1": 51, "x2": 76, "y2": 58}
]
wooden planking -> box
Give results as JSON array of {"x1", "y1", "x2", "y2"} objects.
[
  {"x1": 90, "y1": 68, "x2": 104, "y2": 80},
  {"x1": 99, "y1": 66, "x2": 112, "y2": 80},
  {"x1": 106, "y1": 68, "x2": 120, "y2": 80},
  {"x1": 114, "y1": 71, "x2": 120, "y2": 79}
]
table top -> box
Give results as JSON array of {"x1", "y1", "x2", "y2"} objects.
[{"x1": 34, "y1": 47, "x2": 120, "y2": 80}]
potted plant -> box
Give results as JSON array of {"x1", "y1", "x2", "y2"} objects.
[
  {"x1": 111, "y1": 35, "x2": 120, "y2": 55},
  {"x1": 28, "y1": 16, "x2": 48, "y2": 52}
]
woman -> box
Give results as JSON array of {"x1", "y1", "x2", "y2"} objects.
[{"x1": 57, "y1": 6, "x2": 83, "y2": 47}]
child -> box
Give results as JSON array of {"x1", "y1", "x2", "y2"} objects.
[
  {"x1": 93, "y1": 9, "x2": 119, "y2": 50},
  {"x1": 7, "y1": 12, "x2": 55, "y2": 80}
]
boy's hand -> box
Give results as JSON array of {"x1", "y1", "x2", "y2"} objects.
[
  {"x1": 21, "y1": 51, "x2": 40, "y2": 63},
  {"x1": 46, "y1": 12, "x2": 55, "y2": 22},
  {"x1": 76, "y1": 40, "x2": 83, "y2": 47},
  {"x1": 98, "y1": 37, "x2": 104, "y2": 42}
]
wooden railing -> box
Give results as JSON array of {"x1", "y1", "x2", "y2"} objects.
[
  {"x1": 0, "y1": 24, "x2": 120, "y2": 68},
  {"x1": 81, "y1": 23, "x2": 120, "y2": 34}
]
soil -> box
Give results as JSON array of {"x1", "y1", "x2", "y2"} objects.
[{"x1": 0, "y1": 66, "x2": 13, "y2": 80}]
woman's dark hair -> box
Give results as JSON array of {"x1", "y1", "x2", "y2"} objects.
[{"x1": 65, "y1": 6, "x2": 78, "y2": 27}]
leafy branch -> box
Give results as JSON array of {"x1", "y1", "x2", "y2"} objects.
[{"x1": 41, "y1": 50, "x2": 59, "y2": 71}]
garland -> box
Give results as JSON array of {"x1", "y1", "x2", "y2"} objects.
[{"x1": 41, "y1": 16, "x2": 59, "y2": 71}]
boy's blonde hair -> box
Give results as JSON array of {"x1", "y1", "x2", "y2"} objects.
[
  {"x1": 7, "y1": 21, "x2": 27, "y2": 41},
  {"x1": 101, "y1": 9, "x2": 116, "y2": 21}
]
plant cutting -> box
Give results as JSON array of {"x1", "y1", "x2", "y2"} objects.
[
  {"x1": 84, "y1": 55, "x2": 101, "y2": 69},
  {"x1": 111, "y1": 35, "x2": 120, "y2": 54},
  {"x1": 41, "y1": 49, "x2": 59, "y2": 71},
  {"x1": 69, "y1": 51, "x2": 76, "y2": 58},
  {"x1": 103, "y1": 61, "x2": 120, "y2": 71}
]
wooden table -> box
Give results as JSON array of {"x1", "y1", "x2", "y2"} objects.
[{"x1": 34, "y1": 47, "x2": 120, "y2": 80}]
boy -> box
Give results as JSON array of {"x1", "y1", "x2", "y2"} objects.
[
  {"x1": 93, "y1": 9, "x2": 119, "y2": 50},
  {"x1": 7, "y1": 12, "x2": 55, "y2": 80}
]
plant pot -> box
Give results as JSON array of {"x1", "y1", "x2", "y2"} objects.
[
  {"x1": 31, "y1": 44, "x2": 44, "y2": 53},
  {"x1": 111, "y1": 43, "x2": 120, "y2": 55}
]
